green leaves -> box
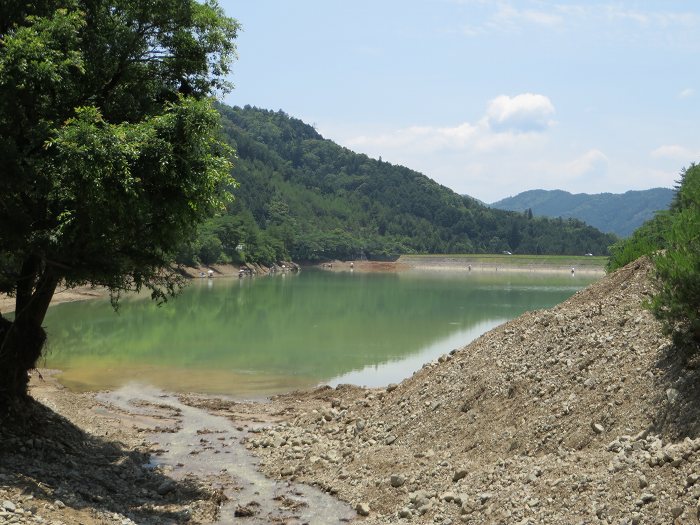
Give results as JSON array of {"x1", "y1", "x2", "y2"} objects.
[
  {"x1": 650, "y1": 164, "x2": 700, "y2": 347},
  {"x1": 0, "y1": 1, "x2": 238, "y2": 305}
]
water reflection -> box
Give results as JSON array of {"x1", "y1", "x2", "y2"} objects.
[{"x1": 43, "y1": 270, "x2": 596, "y2": 396}]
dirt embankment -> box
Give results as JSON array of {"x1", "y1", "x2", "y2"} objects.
[
  {"x1": 2, "y1": 257, "x2": 698, "y2": 524},
  {"x1": 246, "y1": 258, "x2": 700, "y2": 524}
]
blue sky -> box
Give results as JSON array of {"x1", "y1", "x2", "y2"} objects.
[{"x1": 219, "y1": 1, "x2": 700, "y2": 203}]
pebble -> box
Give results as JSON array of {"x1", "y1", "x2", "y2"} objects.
[
  {"x1": 356, "y1": 502, "x2": 370, "y2": 516},
  {"x1": 156, "y1": 480, "x2": 176, "y2": 496},
  {"x1": 452, "y1": 469, "x2": 467, "y2": 482},
  {"x1": 671, "y1": 505, "x2": 683, "y2": 518},
  {"x1": 390, "y1": 474, "x2": 405, "y2": 488},
  {"x1": 591, "y1": 422, "x2": 605, "y2": 434}
]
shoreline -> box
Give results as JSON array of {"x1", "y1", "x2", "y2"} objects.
[
  {"x1": 1, "y1": 256, "x2": 605, "y2": 314},
  {"x1": 0, "y1": 261, "x2": 298, "y2": 314},
  {"x1": 314, "y1": 255, "x2": 606, "y2": 276},
  {"x1": 2, "y1": 259, "x2": 698, "y2": 524}
]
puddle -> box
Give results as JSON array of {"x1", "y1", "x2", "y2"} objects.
[{"x1": 97, "y1": 384, "x2": 356, "y2": 524}]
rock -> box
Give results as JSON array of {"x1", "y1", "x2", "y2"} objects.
[
  {"x1": 453, "y1": 469, "x2": 468, "y2": 482},
  {"x1": 234, "y1": 504, "x2": 259, "y2": 517},
  {"x1": 280, "y1": 466, "x2": 294, "y2": 476},
  {"x1": 687, "y1": 473, "x2": 700, "y2": 488},
  {"x1": 385, "y1": 435, "x2": 397, "y2": 445},
  {"x1": 591, "y1": 422, "x2": 605, "y2": 434},
  {"x1": 356, "y1": 419, "x2": 366, "y2": 432},
  {"x1": 441, "y1": 492, "x2": 456, "y2": 502},
  {"x1": 390, "y1": 474, "x2": 406, "y2": 487},
  {"x1": 399, "y1": 507, "x2": 411, "y2": 518},
  {"x1": 671, "y1": 506, "x2": 683, "y2": 518},
  {"x1": 638, "y1": 493, "x2": 656, "y2": 505},
  {"x1": 356, "y1": 502, "x2": 370, "y2": 516},
  {"x1": 386, "y1": 383, "x2": 398, "y2": 392},
  {"x1": 411, "y1": 490, "x2": 430, "y2": 507},
  {"x1": 478, "y1": 492, "x2": 492, "y2": 504},
  {"x1": 638, "y1": 475, "x2": 648, "y2": 489},
  {"x1": 2, "y1": 501, "x2": 16, "y2": 513},
  {"x1": 156, "y1": 480, "x2": 176, "y2": 496},
  {"x1": 666, "y1": 388, "x2": 679, "y2": 404}
]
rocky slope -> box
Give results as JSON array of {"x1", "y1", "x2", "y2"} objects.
[{"x1": 246, "y1": 258, "x2": 700, "y2": 524}]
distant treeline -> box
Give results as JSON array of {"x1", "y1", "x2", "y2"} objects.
[{"x1": 177, "y1": 105, "x2": 618, "y2": 266}]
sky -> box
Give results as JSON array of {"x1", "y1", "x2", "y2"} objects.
[{"x1": 218, "y1": 0, "x2": 700, "y2": 203}]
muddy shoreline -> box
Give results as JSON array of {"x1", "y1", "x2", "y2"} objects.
[{"x1": 1, "y1": 371, "x2": 360, "y2": 524}]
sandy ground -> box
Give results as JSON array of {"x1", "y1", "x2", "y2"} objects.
[{"x1": 317, "y1": 257, "x2": 605, "y2": 276}]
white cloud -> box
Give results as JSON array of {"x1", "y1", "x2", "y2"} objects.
[
  {"x1": 492, "y1": 5, "x2": 564, "y2": 29},
  {"x1": 451, "y1": 2, "x2": 700, "y2": 46},
  {"x1": 346, "y1": 93, "x2": 555, "y2": 157},
  {"x1": 651, "y1": 144, "x2": 700, "y2": 162},
  {"x1": 348, "y1": 122, "x2": 478, "y2": 153},
  {"x1": 484, "y1": 93, "x2": 556, "y2": 133},
  {"x1": 678, "y1": 88, "x2": 695, "y2": 99},
  {"x1": 565, "y1": 149, "x2": 609, "y2": 178}
]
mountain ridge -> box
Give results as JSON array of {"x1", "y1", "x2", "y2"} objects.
[
  {"x1": 179, "y1": 105, "x2": 619, "y2": 265},
  {"x1": 490, "y1": 188, "x2": 674, "y2": 237}
]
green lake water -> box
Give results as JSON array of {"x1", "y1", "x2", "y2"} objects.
[{"x1": 41, "y1": 270, "x2": 597, "y2": 397}]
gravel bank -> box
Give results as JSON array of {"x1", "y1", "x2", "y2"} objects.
[{"x1": 246, "y1": 258, "x2": 700, "y2": 524}]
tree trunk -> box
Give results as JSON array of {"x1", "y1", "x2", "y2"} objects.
[{"x1": 0, "y1": 261, "x2": 58, "y2": 405}]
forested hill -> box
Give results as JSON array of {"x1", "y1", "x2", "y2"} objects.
[
  {"x1": 179, "y1": 105, "x2": 618, "y2": 265},
  {"x1": 491, "y1": 188, "x2": 674, "y2": 237}
]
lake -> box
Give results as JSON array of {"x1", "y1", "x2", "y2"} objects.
[{"x1": 41, "y1": 270, "x2": 597, "y2": 397}]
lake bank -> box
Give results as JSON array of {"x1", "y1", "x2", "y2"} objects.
[
  {"x1": 316, "y1": 254, "x2": 607, "y2": 276},
  {"x1": 3, "y1": 257, "x2": 698, "y2": 524},
  {"x1": 0, "y1": 261, "x2": 299, "y2": 315},
  {"x1": 0, "y1": 254, "x2": 603, "y2": 314}
]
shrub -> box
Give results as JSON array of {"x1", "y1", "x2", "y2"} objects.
[{"x1": 650, "y1": 164, "x2": 700, "y2": 347}]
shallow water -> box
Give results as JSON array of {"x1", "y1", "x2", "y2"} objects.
[
  {"x1": 98, "y1": 384, "x2": 356, "y2": 524},
  {"x1": 43, "y1": 270, "x2": 596, "y2": 396}
]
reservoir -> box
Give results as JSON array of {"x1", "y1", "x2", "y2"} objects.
[{"x1": 41, "y1": 270, "x2": 597, "y2": 397}]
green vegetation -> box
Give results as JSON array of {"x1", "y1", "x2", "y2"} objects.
[
  {"x1": 605, "y1": 212, "x2": 671, "y2": 271},
  {"x1": 650, "y1": 165, "x2": 700, "y2": 347},
  {"x1": 607, "y1": 164, "x2": 700, "y2": 348},
  {"x1": 183, "y1": 105, "x2": 618, "y2": 266},
  {"x1": 491, "y1": 188, "x2": 674, "y2": 237},
  {"x1": 0, "y1": 0, "x2": 238, "y2": 401}
]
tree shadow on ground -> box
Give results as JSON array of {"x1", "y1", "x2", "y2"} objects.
[
  {"x1": 0, "y1": 397, "x2": 223, "y2": 524},
  {"x1": 653, "y1": 342, "x2": 700, "y2": 440}
]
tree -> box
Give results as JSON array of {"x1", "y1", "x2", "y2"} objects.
[
  {"x1": 0, "y1": 0, "x2": 239, "y2": 402},
  {"x1": 650, "y1": 164, "x2": 700, "y2": 348}
]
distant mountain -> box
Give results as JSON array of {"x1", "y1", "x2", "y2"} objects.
[
  {"x1": 178, "y1": 105, "x2": 619, "y2": 266},
  {"x1": 490, "y1": 188, "x2": 674, "y2": 237}
]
